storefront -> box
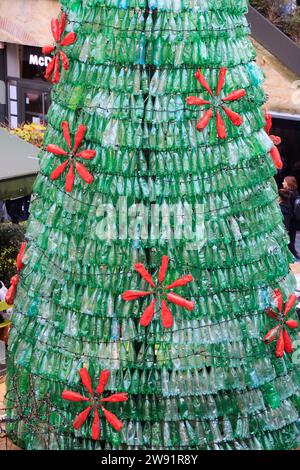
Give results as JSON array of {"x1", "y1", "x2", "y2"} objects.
[
  {"x1": 0, "y1": 0, "x2": 60, "y2": 128},
  {"x1": 7, "y1": 45, "x2": 52, "y2": 127}
]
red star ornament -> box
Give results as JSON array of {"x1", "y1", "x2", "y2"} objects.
[
  {"x1": 122, "y1": 255, "x2": 194, "y2": 329},
  {"x1": 62, "y1": 368, "x2": 128, "y2": 440},
  {"x1": 264, "y1": 111, "x2": 283, "y2": 170},
  {"x1": 263, "y1": 289, "x2": 299, "y2": 358},
  {"x1": 186, "y1": 67, "x2": 246, "y2": 139},
  {"x1": 47, "y1": 121, "x2": 96, "y2": 192},
  {"x1": 42, "y1": 12, "x2": 77, "y2": 84}
]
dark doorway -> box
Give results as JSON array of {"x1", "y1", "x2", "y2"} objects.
[
  {"x1": 19, "y1": 78, "x2": 51, "y2": 125},
  {"x1": 272, "y1": 117, "x2": 300, "y2": 188},
  {"x1": 0, "y1": 48, "x2": 6, "y2": 125}
]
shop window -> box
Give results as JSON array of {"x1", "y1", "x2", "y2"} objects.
[{"x1": 20, "y1": 46, "x2": 52, "y2": 81}]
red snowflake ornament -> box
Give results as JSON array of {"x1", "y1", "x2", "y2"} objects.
[
  {"x1": 42, "y1": 12, "x2": 76, "y2": 84},
  {"x1": 47, "y1": 121, "x2": 96, "y2": 192},
  {"x1": 122, "y1": 256, "x2": 194, "y2": 329},
  {"x1": 5, "y1": 242, "x2": 26, "y2": 305},
  {"x1": 186, "y1": 67, "x2": 246, "y2": 139},
  {"x1": 263, "y1": 289, "x2": 298, "y2": 358},
  {"x1": 62, "y1": 368, "x2": 128, "y2": 440},
  {"x1": 264, "y1": 111, "x2": 283, "y2": 170}
]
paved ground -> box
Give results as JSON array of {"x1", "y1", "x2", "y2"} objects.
[{"x1": 0, "y1": 381, "x2": 19, "y2": 450}]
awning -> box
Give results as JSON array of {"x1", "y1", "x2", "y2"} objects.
[
  {"x1": 0, "y1": 0, "x2": 60, "y2": 47},
  {"x1": 0, "y1": 128, "x2": 40, "y2": 199}
]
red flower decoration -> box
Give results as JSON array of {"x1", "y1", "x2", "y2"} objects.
[
  {"x1": 186, "y1": 67, "x2": 246, "y2": 139},
  {"x1": 47, "y1": 121, "x2": 96, "y2": 192},
  {"x1": 5, "y1": 242, "x2": 26, "y2": 306},
  {"x1": 263, "y1": 289, "x2": 298, "y2": 358},
  {"x1": 62, "y1": 368, "x2": 128, "y2": 441},
  {"x1": 264, "y1": 111, "x2": 283, "y2": 170},
  {"x1": 42, "y1": 12, "x2": 76, "y2": 84},
  {"x1": 122, "y1": 256, "x2": 194, "y2": 329}
]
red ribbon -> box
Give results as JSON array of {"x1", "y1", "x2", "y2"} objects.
[
  {"x1": 222, "y1": 106, "x2": 243, "y2": 126},
  {"x1": 216, "y1": 67, "x2": 227, "y2": 96},
  {"x1": 140, "y1": 299, "x2": 156, "y2": 327},
  {"x1": 158, "y1": 256, "x2": 169, "y2": 284},
  {"x1": 216, "y1": 111, "x2": 226, "y2": 139},
  {"x1": 166, "y1": 292, "x2": 195, "y2": 311},
  {"x1": 65, "y1": 164, "x2": 75, "y2": 193},
  {"x1": 161, "y1": 300, "x2": 173, "y2": 329},
  {"x1": 134, "y1": 263, "x2": 155, "y2": 287},
  {"x1": 79, "y1": 367, "x2": 94, "y2": 396},
  {"x1": 196, "y1": 109, "x2": 213, "y2": 131},
  {"x1": 165, "y1": 274, "x2": 193, "y2": 290},
  {"x1": 194, "y1": 69, "x2": 213, "y2": 96},
  {"x1": 96, "y1": 370, "x2": 110, "y2": 395}
]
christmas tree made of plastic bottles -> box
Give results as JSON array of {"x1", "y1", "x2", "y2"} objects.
[{"x1": 5, "y1": 0, "x2": 300, "y2": 450}]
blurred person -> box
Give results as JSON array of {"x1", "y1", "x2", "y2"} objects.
[
  {"x1": 5, "y1": 195, "x2": 31, "y2": 224},
  {"x1": 0, "y1": 200, "x2": 10, "y2": 222},
  {"x1": 278, "y1": 188, "x2": 292, "y2": 233},
  {"x1": 282, "y1": 176, "x2": 300, "y2": 259}
]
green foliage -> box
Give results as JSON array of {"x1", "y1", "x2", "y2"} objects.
[
  {"x1": 250, "y1": 1, "x2": 300, "y2": 44},
  {"x1": 0, "y1": 123, "x2": 46, "y2": 148},
  {"x1": 0, "y1": 223, "x2": 25, "y2": 286}
]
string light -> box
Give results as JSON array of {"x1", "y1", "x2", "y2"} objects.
[
  {"x1": 65, "y1": 16, "x2": 249, "y2": 35},
  {"x1": 51, "y1": 90, "x2": 259, "y2": 114},
  {"x1": 35, "y1": 171, "x2": 278, "y2": 215},
  {"x1": 40, "y1": 153, "x2": 271, "y2": 181},
  {"x1": 23, "y1": 236, "x2": 287, "y2": 283},
  {"x1": 62, "y1": 53, "x2": 257, "y2": 71},
  {"x1": 12, "y1": 300, "x2": 271, "y2": 346}
]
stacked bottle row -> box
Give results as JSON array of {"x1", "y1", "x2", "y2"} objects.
[
  {"x1": 27, "y1": 188, "x2": 286, "y2": 251},
  {"x1": 63, "y1": 0, "x2": 249, "y2": 17},
  {"x1": 39, "y1": 162, "x2": 274, "y2": 203},
  {"x1": 52, "y1": 84, "x2": 264, "y2": 124},
  {"x1": 9, "y1": 309, "x2": 299, "y2": 371},
  {"x1": 60, "y1": 2, "x2": 253, "y2": 68},
  {"x1": 61, "y1": 61, "x2": 264, "y2": 95},
  {"x1": 7, "y1": 303, "x2": 280, "y2": 346},
  {"x1": 5, "y1": 360, "x2": 300, "y2": 448},
  {"x1": 66, "y1": 2, "x2": 248, "y2": 31},
  {"x1": 45, "y1": 107, "x2": 267, "y2": 150},
  {"x1": 11, "y1": 426, "x2": 298, "y2": 450},
  {"x1": 67, "y1": 32, "x2": 254, "y2": 68},
  {"x1": 68, "y1": 9, "x2": 249, "y2": 41},
  {"x1": 12, "y1": 258, "x2": 295, "y2": 320},
  {"x1": 42, "y1": 123, "x2": 272, "y2": 175},
  {"x1": 16, "y1": 239, "x2": 291, "y2": 297},
  {"x1": 23, "y1": 218, "x2": 289, "y2": 273},
  {"x1": 7, "y1": 332, "x2": 300, "y2": 397}
]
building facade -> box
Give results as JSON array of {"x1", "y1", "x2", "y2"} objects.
[{"x1": 0, "y1": 0, "x2": 59, "y2": 128}]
